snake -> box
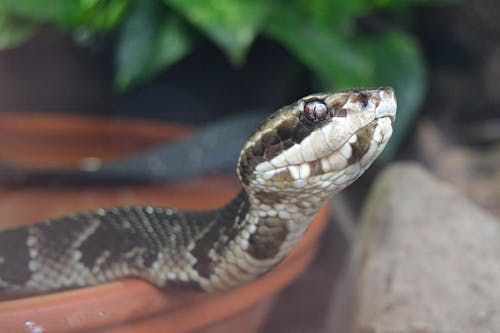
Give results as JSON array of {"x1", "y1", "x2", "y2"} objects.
[{"x1": 0, "y1": 87, "x2": 396, "y2": 300}]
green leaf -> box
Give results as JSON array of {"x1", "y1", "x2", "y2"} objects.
[
  {"x1": 164, "y1": 0, "x2": 269, "y2": 64},
  {"x1": 292, "y1": 0, "x2": 366, "y2": 31},
  {"x1": 0, "y1": 0, "x2": 81, "y2": 26},
  {"x1": 115, "y1": 0, "x2": 195, "y2": 91},
  {"x1": 78, "y1": 0, "x2": 131, "y2": 31},
  {"x1": 356, "y1": 31, "x2": 427, "y2": 160},
  {"x1": 0, "y1": 0, "x2": 130, "y2": 30},
  {"x1": 0, "y1": 13, "x2": 36, "y2": 50},
  {"x1": 264, "y1": 8, "x2": 369, "y2": 88}
]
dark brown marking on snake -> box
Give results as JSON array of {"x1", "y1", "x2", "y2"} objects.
[
  {"x1": 238, "y1": 150, "x2": 255, "y2": 186},
  {"x1": 75, "y1": 207, "x2": 196, "y2": 271},
  {"x1": 251, "y1": 155, "x2": 265, "y2": 172},
  {"x1": 281, "y1": 139, "x2": 294, "y2": 151},
  {"x1": 239, "y1": 132, "x2": 285, "y2": 185},
  {"x1": 239, "y1": 112, "x2": 318, "y2": 182},
  {"x1": 239, "y1": 114, "x2": 318, "y2": 185},
  {"x1": 38, "y1": 216, "x2": 85, "y2": 252},
  {"x1": 310, "y1": 160, "x2": 324, "y2": 176},
  {"x1": 329, "y1": 94, "x2": 349, "y2": 118},
  {"x1": 248, "y1": 218, "x2": 288, "y2": 260},
  {"x1": 351, "y1": 89, "x2": 382, "y2": 108},
  {"x1": 352, "y1": 93, "x2": 370, "y2": 108},
  {"x1": 261, "y1": 130, "x2": 280, "y2": 146},
  {"x1": 253, "y1": 190, "x2": 282, "y2": 206},
  {"x1": 251, "y1": 141, "x2": 264, "y2": 158},
  {"x1": 77, "y1": 210, "x2": 158, "y2": 269},
  {"x1": 271, "y1": 168, "x2": 293, "y2": 182},
  {"x1": 264, "y1": 142, "x2": 283, "y2": 160},
  {"x1": 165, "y1": 279, "x2": 203, "y2": 292},
  {"x1": 222, "y1": 191, "x2": 251, "y2": 233},
  {"x1": 191, "y1": 225, "x2": 220, "y2": 279},
  {"x1": 276, "y1": 125, "x2": 293, "y2": 142},
  {"x1": 291, "y1": 121, "x2": 311, "y2": 144},
  {"x1": 263, "y1": 131, "x2": 298, "y2": 161},
  {"x1": 334, "y1": 107, "x2": 347, "y2": 117},
  {"x1": 348, "y1": 125, "x2": 375, "y2": 164},
  {"x1": 238, "y1": 162, "x2": 250, "y2": 185},
  {"x1": 192, "y1": 192, "x2": 250, "y2": 279},
  {"x1": 277, "y1": 117, "x2": 299, "y2": 142},
  {"x1": 0, "y1": 228, "x2": 31, "y2": 285}
]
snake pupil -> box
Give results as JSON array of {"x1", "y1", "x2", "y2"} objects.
[{"x1": 304, "y1": 100, "x2": 329, "y2": 124}]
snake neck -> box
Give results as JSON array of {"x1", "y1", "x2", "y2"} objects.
[{"x1": 196, "y1": 187, "x2": 324, "y2": 292}]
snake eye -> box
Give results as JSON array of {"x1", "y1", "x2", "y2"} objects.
[{"x1": 304, "y1": 100, "x2": 329, "y2": 124}]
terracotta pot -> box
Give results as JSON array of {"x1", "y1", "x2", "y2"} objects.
[{"x1": 0, "y1": 113, "x2": 329, "y2": 333}]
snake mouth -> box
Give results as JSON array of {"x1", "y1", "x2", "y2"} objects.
[
  {"x1": 255, "y1": 116, "x2": 394, "y2": 185},
  {"x1": 319, "y1": 117, "x2": 392, "y2": 173}
]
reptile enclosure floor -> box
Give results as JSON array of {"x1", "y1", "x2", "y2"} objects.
[{"x1": 0, "y1": 113, "x2": 329, "y2": 333}]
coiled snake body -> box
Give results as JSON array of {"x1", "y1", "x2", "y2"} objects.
[{"x1": 0, "y1": 88, "x2": 396, "y2": 299}]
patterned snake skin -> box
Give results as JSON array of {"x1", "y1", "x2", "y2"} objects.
[{"x1": 0, "y1": 88, "x2": 396, "y2": 300}]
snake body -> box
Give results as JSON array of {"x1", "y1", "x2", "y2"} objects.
[{"x1": 0, "y1": 88, "x2": 396, "y2": 300}]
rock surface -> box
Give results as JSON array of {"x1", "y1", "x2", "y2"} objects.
[
  {"x1": 416, "y1": 119, "x2": 500, "y2": 218},
  {"x1": 333, "y1": 163, "x2": 500, "y2": 333}
]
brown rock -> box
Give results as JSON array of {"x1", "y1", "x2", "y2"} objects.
[
  {"x1": 415, "y1": 119, "x2": 500, "y2": 218},
  {"x1": 330, "y1": 163, "x2": 500, "y2": 333}
]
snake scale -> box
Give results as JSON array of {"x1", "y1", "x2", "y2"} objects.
[{"x1": 0, "y1": 88, "x2": 396, "y2": 300}]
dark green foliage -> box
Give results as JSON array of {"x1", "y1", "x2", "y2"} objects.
[
  {"x1": 115, "y1": 0, "x2": 195, "y2": 90},
  {"x1": 0, "y1": 0, "x2": 452, "y2": 158}
]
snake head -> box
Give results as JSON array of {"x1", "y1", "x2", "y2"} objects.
[{"x1": 237, "y1": 87, "x2": 397, "y2": 203}]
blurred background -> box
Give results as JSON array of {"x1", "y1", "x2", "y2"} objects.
[
  {"x1": 0, "y1": 0, "x2": 432, "y2": 158},
  {"x1": 0, "y1": 0, "x2": 499, "y2": 332},
  {"x1": 0, "y1": 0, "x2": 498, "y2": 172}
]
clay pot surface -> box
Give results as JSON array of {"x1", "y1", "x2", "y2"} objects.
[{"x1": 0, "y1": 113, "x2": 329, "y2": 333}]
